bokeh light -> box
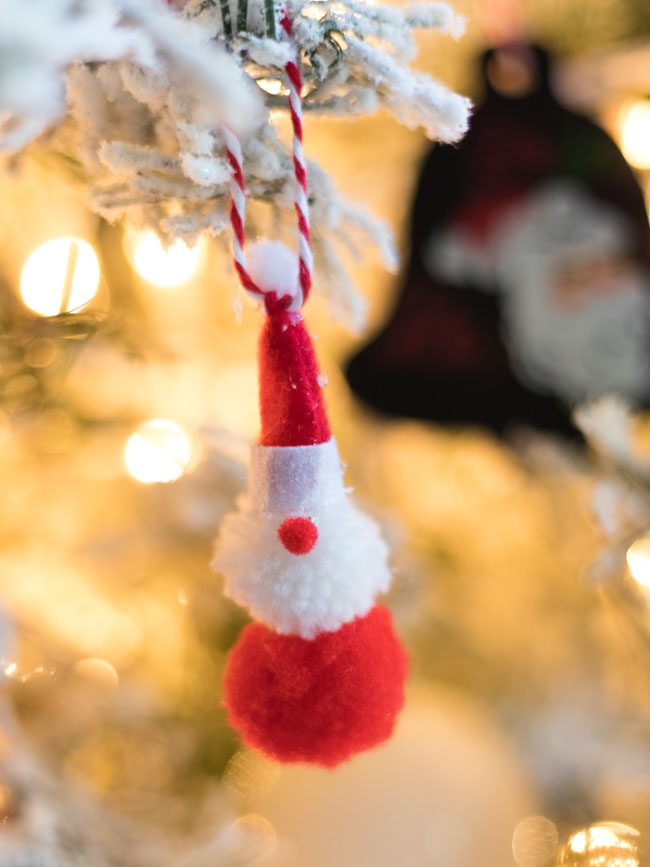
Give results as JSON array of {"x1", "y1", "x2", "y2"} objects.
[
  {"x1": 230, "y1": 814, "x2": 278, "y2": 861},
  {"x1": 132, "y1": 231, "x2": 201, "y2": 287},
  {"x1": 2, "y1": 662, "x2": 17, "y2": 679},
  {"x1": 512, "y1": 815, "x2": 558, "y2": 867},
  {"x1": 125, "y1": 419, "x2": 192, "y2": 483},
  {"x1": 626, "y1": 534, "x2": 650, "y2": 588},
  {"x1": 257, "y1": 78, "x2": 284, "y2": 95},
  {"x1": 20, "y1": 238, "x2": 100, "y2": 316},
  {"x1": 560, "y1": 823, "x2": 639, "y2": 867},
  {"x1": 617, "y1": 99, "x2": 650, "y2": 171},
  {"x1": 0, "y1": 784, "x2": 15, "y2": 822},
  {"x1": 73, "y1": 657, "x2": 120, "y2": 694}
]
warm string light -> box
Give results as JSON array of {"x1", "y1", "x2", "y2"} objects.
[
  {"x1": 125, "y1": 419, "x2": 193, "y2": 483},
  {"x1": 72, "y1": 657, "x2": 119, "y2": 694},
  {"x1": 626, "y1": 534, "x2": 650, "y2": 588},
  {"x1": 1, "y1": 661, "x2": 55, "y2": 683},
  {"x1": 127, "y1": 230, "x2": 202, "y2": 287},
  {"x1": 559, "y1": 822, "x2": 640, "y2": 867},
  {"x1": 0, "y1": 785, "x2": 14, "y2": 821},
  {"x1": 19, "y1": 235, "x2": 202, "y2": 487},
  {"x1": 256, "y1": 78, "x2": 284, "y2": 95},
  {"x1": 20, "y1": 237, "x2": 100, "y2": 316},
  {"x1": 21, "y1": 230, "x2": 203, "y2": 315},
  {"x1": 617, "y1": 99, "x2": 650, "y2": 171},
  {"x1": 229, "y1": 814, "x2": 278, "y2": 862}
]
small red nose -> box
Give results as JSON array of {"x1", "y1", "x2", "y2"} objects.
[{"x1": 278, "y1": 516, "x2": 318, "y2": 555}]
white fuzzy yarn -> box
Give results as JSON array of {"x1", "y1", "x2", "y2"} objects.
[
  {"x1": 246, "y1": 241, "x2": 299, "y2": 300},
  {"x1": 212, "y1": 493, "x2": 391, "y2": 639}
]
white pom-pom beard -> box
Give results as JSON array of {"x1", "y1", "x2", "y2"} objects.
[{"x1": 212, "y1": 496, "x2": 391, "y2": 639}]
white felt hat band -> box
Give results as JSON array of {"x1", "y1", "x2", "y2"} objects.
[{"x1": 248, "y1": 438, "x2": 347, "y2": 513}]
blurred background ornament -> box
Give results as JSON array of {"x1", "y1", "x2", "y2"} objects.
[{"x1": 346, "y1": 42, "x2": 650, "y2": 438}]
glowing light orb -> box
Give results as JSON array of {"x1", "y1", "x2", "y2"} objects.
[
  {"x1": 618, "y1": 99, "x2": 650, "y2": 170},
  {"x1": 257, "y1": 78, "x2": 284, "y2": 96},
  {"x1": 20, "y1": 238, "x2": 100, "y2": 316},
  {"x1": 626, "y1": 534, "x2": 650, "y2": 587},
  {"x1": 125, "y1": 419, "x2": 192, "y2": 483},
  {"x1": 230, "y1": 814, "x2": 277, "y2": 860},
  {"x1": 562, "y1": 823, "x2": 639, "y2": 867},
  {"x1": 133, "y1": 232, "x2": 201, "y2": 287},
  {"x1": 73, "y1": 657, "x2": 119, "y2": 693}
]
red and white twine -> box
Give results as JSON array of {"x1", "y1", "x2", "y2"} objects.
[{"x1": 225, "y1": 12, "x2": 312, "y2": 312}]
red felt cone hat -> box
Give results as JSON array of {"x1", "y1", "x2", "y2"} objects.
[
  {"x1": 247, "y1": 241, "x2": 331, "y2": 448},
  {"x1": 258, "y1": 310, "x2": 331, "y2": 447}
]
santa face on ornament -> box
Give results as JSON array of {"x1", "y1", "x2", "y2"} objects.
[
  {"x1": 497, "y1": 185, "x2": 650, "y2": 404},
  {"x1": 427, "y1": 182, "x2": 650, "y2": 406},
  {"x1": 213, "y1": 438, "x2": 391, "y2": 639}
]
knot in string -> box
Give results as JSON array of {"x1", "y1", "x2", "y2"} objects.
[{"x1": 262, "y1": 292, "x2": 303, "y2": 318}]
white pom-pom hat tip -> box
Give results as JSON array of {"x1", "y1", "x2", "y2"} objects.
[{"x1": 247, "y1": 241, "x2": 299, "y2": 300}]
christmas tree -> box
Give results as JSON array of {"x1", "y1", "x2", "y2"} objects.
[{"x1": 0, "y1": 0, "x2": 649, "y2": 865}]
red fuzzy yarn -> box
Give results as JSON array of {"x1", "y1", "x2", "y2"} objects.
[
  {"x1": 278, "y1": 516, "x2": 319, "y2": 555},
  {"x1": 223, "y1": 605, "x2": 408, "y2": 767}
]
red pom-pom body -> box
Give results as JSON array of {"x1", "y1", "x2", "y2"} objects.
[
  {"x1": 278, "y1": 516, "x2": 319, "y2": 555},
  {"x1": 223, "y1": 605, "x2": 408, "y2": 767}
]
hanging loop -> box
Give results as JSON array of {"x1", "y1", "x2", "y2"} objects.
[{"x1": 224, "y1": 10, "x2": 312, "y2": 315}]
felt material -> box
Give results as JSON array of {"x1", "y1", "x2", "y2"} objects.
[
  {"x1": 223, "y1": 604, "x2": 408, "y2": 767},
  {"x1": 213, "y1": 491, "x2": 391, "y2": 638},
  {"x1": 278, "y1": 517, "x2": 319, "y2": 554},
  {"x1": 259, "y1": 310, "x2": 330, "y2": 447},
  {"x1": 248, "y1": 439, "x2": 345, "y2": 513}
]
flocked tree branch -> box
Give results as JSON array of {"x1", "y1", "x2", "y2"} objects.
[{"x1": 0, "y1": 0, "x2": 471, "y2": 328}]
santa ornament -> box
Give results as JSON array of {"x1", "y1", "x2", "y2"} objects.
[
  {"x1": 346, "y1": 43, "x2": 650, "y2": 438},
  {"x1": 212, "y1": 14, "x2": 407, "y2": 767}
]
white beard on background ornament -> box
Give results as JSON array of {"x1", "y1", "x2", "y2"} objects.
[
  {"x1": 424, "y1": 182, "x2": 650, "y2": 407},
  {"x1": 494, "y1": 182, "x2": 650, "y2": 405},
  {"x1": 212, "y1": 243, "x2": 407, "y2": 768}
]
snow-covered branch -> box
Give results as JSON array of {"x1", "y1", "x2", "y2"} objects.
[{"x1": 0, "y1": 0, "x2": 471, "y2": 327}]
